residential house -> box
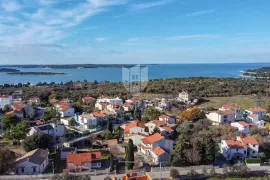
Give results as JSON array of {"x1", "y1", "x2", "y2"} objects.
[
  {"x1": 7, "y1": 103, "x2": 25, "y2": 119},
  {"x1": 123, "y1": 102, "x2": 134, "y2": 112},
  {"x1": 237, "y1": 136, "x2": 259, "y2": 158},
  {"x1": 12, "y1": 90, "x2": 23, "y2": 102},
  {"x1": 220, "y1": 104, "x2": 244, "y2": 120},
  {"x1": 60, "y1": 117, "x2": 73, "y2": 126},
  {"x1": 95, "y1": 102, "x2": 110, "y2": 111},
  {"x1": 159, "y1": 115, "x2": 176, "y2": 124},
  {"x1": 231, "y1": 121, "x2": 250, "y2": 134},
  {"x1": 247, "y1": 114, "x2": 265, "y2": 128},
  {"x1": 28, "y1": 123, "x2": 65, "y2": 138},
  {"x1": 124, "y1": 120, "x2": 148, "y2": 136},
  {"x1": 64, "y1": 152, "x2": 102, "y2": 172},
  {"x1": 59, "y1": 105, "x2": 75, "y2": 118},
  {"x1": 91, "y1": 112, "x2": 108, "y2": 123},
  {"x1": 159, "y1": 126, "x2": 175, "y2": 137},
  {"x1": 76, "y1": 113, "x2": 98, "y2": 129},
  {"x1": 124, "y1": 133, "x2": 149, "y2": 146},
  {"x1": 145, "y1": 120, "x2": 166, "y2": 134},
  {"x1": 27, "y1": 97, "x2": 41, "y2": 105},
  {"x1": 220, "y1": 136, "x2": 259, "y2": 160},
  {"x1": 150, "y1": 146, "x2": 170, "y2": 165},
  {"x1": 112, "y1": 173, "x2": 150, "y2": 180},
  {"x1": 139, "y1": 133, "x2": 173, "y2": 157},
  {"x1": 0, "y1": 95, "x2": 13, "y2": 109},
  {"x1": 14, "y1": 149, "x2": 49, "y2": 174},
  {"x1": 61, "y1": 147, "x2": 77, "y2": 160},
  {"x1": 177, "y1": 91, "x2": 192, "y2": 103},
  {"x1": 82, "y1": 96, "x2": 96, "y2": 104},
  {"x1": 97, "y1": 96, "x2": 123, "y2": 105},
  {"x1": 206, "y1": 110, "x2": 235, "y2": 125},
  {"x1": 246, "y1": 108, "x2": 267, "y2": 120}
]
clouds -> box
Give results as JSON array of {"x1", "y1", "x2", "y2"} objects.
[
  {"x1": 95, "y1": 37, "x2": 107, "y2": 42},
  {"x1": 132, "y1": 0, "x2": 174, "y2": 11},
  {"x1": 1, "y1": 0, "x2": 21, "y2": 12},
  {"x1": 166, "y1": 34, "x2": 220, "y2": 40},
  {"x1": 186, "y1": 9, "x2": 217, "y2": 16}
]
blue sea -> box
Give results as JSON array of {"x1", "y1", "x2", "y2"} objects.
[{"x1": 0, "y1": 63, "x2": 268, "y2": 84}]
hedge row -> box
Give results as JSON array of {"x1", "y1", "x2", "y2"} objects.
[{"x1": 245, "y1": 158, "x2": 261, "y2": 164}]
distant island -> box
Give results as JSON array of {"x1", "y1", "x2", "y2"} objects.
[
  {"x1": 243, "y1": 67, "x2": 270, "y2": 79},
  {"x1": 0, "y1": 64, "x2": 138, "y2": 69},
  {"x1": 0, "y1": 68, "x2": 20, "y2": 72},
  {"x1": 7, "y1": 72, "x2": 66, "y2": 76}
]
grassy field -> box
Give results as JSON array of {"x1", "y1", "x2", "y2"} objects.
[{"x1": 199, "y1": 95, "x2": 269, "y2": 110}]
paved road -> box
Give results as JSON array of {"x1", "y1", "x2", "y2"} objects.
[{"x1": 1, "y1": 165, "x2": 270, "y2": 180}]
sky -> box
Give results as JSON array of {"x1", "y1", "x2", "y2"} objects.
[{"x1": 0, "y1": 0, "x2": 270, "y2": 64}]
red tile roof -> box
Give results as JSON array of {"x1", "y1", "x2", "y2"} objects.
[
  {"x1": 152, "y1": 146, "x2": 166, "y2": 156},
  {"x1": 124, "y1": 120, "x2": 145, "y2": 133},
  {"x1": 225, "y1": 140, "x2": 246, "y2": 149},
  {"x1": 218, "y1": 110, "x2": 235, "y2": 115},
  {"x1": 0, "y1": 95, "x2": 9, "y2": 98},
  {"x1": 91, "y1": 112, "x2": 107, "y2": 118},
  {"x1": 222, "y1": 104, "x2": 240, "y2": 111},
  {"x1": 107, "y1": 139, "x2": 118, "y2": 146},
  {"x1": 248, "y1": 114, "x2": 257, "y2": 119},
  {"x1": 240, "y1": 136, "x2": 259, "y2": 145},
  {"x1": 60, "y1": 105, "x2": 70, "y2": 112},
  {"x1": 149, "y1": 120, "x2": 166, "y2": 127},
  {"x1": 159, "y1": 115, "x2": 169, "y2": 119},
  {"x1": 141, "y1": 133, "x2": 164, "y2": 144},
  {"x1": 161, "y1": 126, "x2": 174, "y2": 133},
  {"x1": 99, "y1": 95, "x2": 112, "y2": 99},
  {"x1": 248, "y1": 108, "x2": 267, "y2": 113},
  {"x1": 11, "y1": 104, "x2": 24, "y2": 111},
  {"x1": 83, "y1": 96, "x2": 95, "y2": 101},
  {"x1": 236, "y1": 121, "x2": 249, "y2": 127},
  {"x1": 67, "y1": 152, "x2": 101, "y2": 166}
]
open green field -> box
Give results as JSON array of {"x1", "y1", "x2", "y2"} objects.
[{"x1": 199, "y1": 95, "x2": 270, "y2": 110}]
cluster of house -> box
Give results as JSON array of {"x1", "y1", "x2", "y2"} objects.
[
  {"x1": 204, "y1": 104, "x2": 267, "y2": 160},
  {"x1": 206, "y1": 104, "x2": 267, "y2": 134},
  {"x1": 121, "y1": 114, "x2": 176, "y2": 165}
]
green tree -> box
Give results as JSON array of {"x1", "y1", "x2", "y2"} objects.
[
  {"x1": 23, "y1": 133, "x2": 53, "y2": 152},
  {"x1": 68, "y1": 118, "x2": 76, "y2": 126},
  {"x1": 144, "y1": 108, "x2": 161, "y2": 120},
  {"x1": 105, "y1": 130, "x2": 112, "y2": 140},
  {"x1": 170, "y1": 168, "x2": 179, "y2": 179},
  {"x1": 125, "y1": 139, "x2": 134, "y2": 170},
  {"x1": 114, "y1": 126, "x2": 121, "y2": 140},
  {"x1": 109, "y1": 153, "x2": 114, "y2": 172},
  {"x1": 133, "y1": 108, "x2": 141, "y2": 120},
  {"x1": 107, "y1": 120, "x2": 113, "y2": 133},
  {"x1": 5, "y1": 121, "x2": 30, "y2": 140},
  {"x1": 2, "y1": 114, "x2": 19, "y2": 130},
  {"x1": 0, "y1": 148, "x2": 15, "y2": 175}
]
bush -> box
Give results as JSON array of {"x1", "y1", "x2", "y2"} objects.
[
  {"x1": 170, "y1": 168, "x2": 179, "y2": 179},
  {"x1": 187, "y1": 169, "x2": 199, "y2": 179},
  {"x1": 245, "y1": 158, "x2": 261, "y2": 164}
]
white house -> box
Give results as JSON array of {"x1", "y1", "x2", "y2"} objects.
[
  {"x1": 59, "y1": 106, "x2": 75, "y2": 118},
  {"x1": 139, "y1": 133, "x2": 173, "y2": 156},
  {"x1": 14, "y1": 149, "x2": 49, "y2": 175},
  {"x1": 97, "y1": 96, "x2": 123, "y2": 105},
  {"x1": 124, "y1": 120, "x2": 148, "y2": 136},
  {"x1": 76, "y1": 114, "x2": 98, "y2": 129},
  {"x1": 231, "y1": 121, "x2": 250, "y2": 134},
  {"x1": 60, "y1": 117, "x2": 73, "y2": 126},
  {"x1": 220, "y1": 104, "x2": 244, "y2": 120},
  {"x1": 246, "y1": 108, "x2": 267, "y2": 120},
  {"x1": 177, "y1": 91, "x2": 192, "y2": 103},
  {"x1": 28, "y1": 123, "x2": 65, "y2": 138},
  {"x1": 206, "y1": 110, "x2": 235, "y2": 125},
  {"x1": 159, "y1": 115, "x2": 176, "y2": 124},
  {"x1": 0, "y1": 95, "x2": 13, "y2": 109},
  {"x1": 237, "y1": 136, "x2": 259, "y2": 158},
  {"x1": 150, "y1": 146, "x2": 170, "y2": 165},
  {"x1": 220, "y1": 136, "x2": 259, "y2": 160},
  {"x1": 145, "y1": 120, "x2": 166, "y2": 134},
  {"x1": 61, "y1": 147, "x2": 77, "y2": 160},
  {"x1": 247, "y1": 114, "x2": 265, "y2": 128},
  {"x1": 95, "y1": 102, "x2": 109, "y2": 111}
]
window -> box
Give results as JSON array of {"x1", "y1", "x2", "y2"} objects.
[
  {"x1": 244, "y1": 150, "x2": 246, "y2": 154},
  {"x1": 253, "y1": 151, "x2": 255, "y2": 153},
  {"x1": 253, "y1": 145, "x2": 255, "y2": 147},
  {"x1": 21, "y1": 167, "x2": 24, "y2": 173},
  {"x1": 236, "y1": 149, "x2": 238, "y2": 151},
  {"x1": 32, "y1": 167, "x2": 36, "y2": 173}
]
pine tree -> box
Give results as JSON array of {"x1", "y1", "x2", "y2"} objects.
[
  {"x1": 125, "y1": 139, "x2": 134, "y2": 170},
  {"x1": 107, "y1": 120, "x2": 113, "y2": 133}
]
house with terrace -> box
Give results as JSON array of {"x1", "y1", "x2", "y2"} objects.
[
  {"x1": 246, "y1": 108, "x2": 267, "y2": 120},
  {"x1": 220, "y1": 136, "x2": 259, "y2": 160},
  {"x1": 219, "y1": 104, "x2": 244, "y2": 120},
  {"x1": 206, "y1": 110, "x2": 236, "y2": 125},
  {"x1": 139, "y1": 133, "x2": 173, "y2": 161},
  {"x1": 28, "y1": 123, "x2": 65, "y2": 139},
  {"x1": 231, "y1": 121, "x2": 250, "y2": 134}
]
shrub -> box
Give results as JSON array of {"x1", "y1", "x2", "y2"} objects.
[
  {"x1": 187, "y1": 169, "x2": 199, "y2": 179},
  {"x1": 170, "y1": 168, "x2": 179, "y2": 179},
  {"x1": 245, "y1": 158, "x2": 261, "y2": 164}
]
